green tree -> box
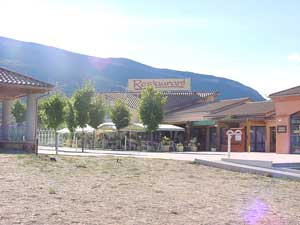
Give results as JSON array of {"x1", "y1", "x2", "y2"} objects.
[
  {"x1": 40, "y1": 94, "x2": 65, "y2": 154},
  {"x1": 110, "y1": 100, "x2": 131, "y2": 132},
  {"x1": 72, "y1": 83, "x2": 95, "y2": 152},
  {"x1": 89, "y1": 95, "x2": 106, "y2": 149},
  {"x1": 138, "y1": 86, "x2": 166, "y2": 141},
  {"x1": 65, "y1": 100, "x2": 76, "y2": 134},
  {"x1": 11, "y1": 100, "x2": 26, "y2": 124}
]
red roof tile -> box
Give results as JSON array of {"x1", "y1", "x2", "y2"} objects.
[{"x1": 0, "y1": 67, "x2": 53, "y2": 89}]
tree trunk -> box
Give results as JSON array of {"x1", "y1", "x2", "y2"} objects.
[
  {"x1": 55, "y1": 129, "x2": 58, "y2": 155},
  {"x1": 92, "y1": 130, "x2": 95, "y2": 150},
  {"x1": 81, "y1": 129, "x2": 85, "y2": 152}
]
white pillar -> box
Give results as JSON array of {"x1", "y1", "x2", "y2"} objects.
[
  {"x1": 26, "y1": 94, "x2": 39, "y2": 142},
  {"x1": 2, "y1": 99, "x2": 13, "y2": 140}
]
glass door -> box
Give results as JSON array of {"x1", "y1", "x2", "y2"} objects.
[
  {"x1": 209, "y1": 127, "x2": 217, "y2": 151},
  {"x1": 291, "y1": 112, "x2": 300, "y2": 154},
  {"x1": 251, "y1": 126, "x2": 266, "y2": 152}
]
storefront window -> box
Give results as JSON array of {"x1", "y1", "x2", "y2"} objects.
[
  {"x1": 291, "y1": 112, "x2": 300, "y2": 153},
  {"x1": 250, "y1": 126, "x2": 266, "y2": 152},
  {"x1": 221, "y1": 127, "x2": 227, "y2": 145},
  {"x1": 209, "y1": 127, "x2": 217, "y2": 150}
]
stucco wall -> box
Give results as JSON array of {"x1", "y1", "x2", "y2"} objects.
[{"x1": 274, "y1": 96, "x2": 300, "y2": 154}]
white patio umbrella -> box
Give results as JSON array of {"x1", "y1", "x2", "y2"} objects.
[
  {"x1": 57, "y1": 128, "x2": 70, "y2": 134},
  {"x1": 120, "y1": 123, "x2": 146, "y2": 132},
  {"x1": 121, "y1": 123, "x2": 185, "y2": 132},
  {"x1": 75, "y1": 124, "x2": 95, "y2": 133},
  {"x1": 98, "y1": 122, "x2": 117, "y2": 131},
  {"x1": 157, "y1": 124, "x2": 185, "y2": 132}
]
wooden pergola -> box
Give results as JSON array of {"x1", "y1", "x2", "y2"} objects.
[{"x1": 0, "y1": 67, "x2": 53, "y2": 151}]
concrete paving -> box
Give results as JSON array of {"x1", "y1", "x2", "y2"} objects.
[
  {"x1": 38, "y1": 146, "x2": 300, "y2": 180},
  {"x1": 38, "y1": 146, "x2": 300, "y2": 163}
]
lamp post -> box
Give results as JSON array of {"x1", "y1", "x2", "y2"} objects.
[{"x1": 226, "y1": 129, "x2": 243, "y2": 159}]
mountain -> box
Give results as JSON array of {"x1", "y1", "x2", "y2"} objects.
[{"x1": 0, "y1": 36, "x2": 264, "y2": 100}]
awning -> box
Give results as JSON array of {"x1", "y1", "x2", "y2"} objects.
[
  {"x1": 192, "y1": 120, "x2": 216, "y2": 126},
  {"x1": 120, "y1": 123, "x2": 185, "y2": 132}
]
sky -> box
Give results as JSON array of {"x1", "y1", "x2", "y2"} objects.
[{"x1": 1, "y1": 0, "x2": 300, "y2": 98}]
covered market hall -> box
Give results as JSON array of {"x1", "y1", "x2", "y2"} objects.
[{"x1": 0, "y1": 67, "x2": 53, "y2": 152}]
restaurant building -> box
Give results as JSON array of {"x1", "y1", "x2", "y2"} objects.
[{"x1": 101, "y1": 78, "x2": 300, "y2": 154}]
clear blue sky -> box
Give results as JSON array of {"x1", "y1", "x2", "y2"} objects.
[{"x1": 1, "y1": 0, "x2": 300, "y2": 97}]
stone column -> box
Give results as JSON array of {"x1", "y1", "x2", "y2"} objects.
[
  {"x1": 2, "y1": 99, "x2": 13, "y2": 140},
  {"x1": 26, "y1": 94, "x2": 39, "y2": 142}
]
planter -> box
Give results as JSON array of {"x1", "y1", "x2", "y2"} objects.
[
  {"x1": 191, "y1": 146, "x2": 198, "y2": 152},
  {"x1": 162, "y1": 145, "x2": 170, "y2": 152},
  {"x1": 177, "y1": 145, "x2": 184, "y2": 152}
]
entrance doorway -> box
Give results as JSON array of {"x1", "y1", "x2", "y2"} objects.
[
  {"x1": 191, "y1": 127, "x2": 207, "y2": 151},
  {"x1": 251, "y1": 126, "x2": 266, "y2": 152},
  {"x1": 270, "y1": 127, "x2": 276, "y2": 153},
  {"x1": 291, "y1": 112, "x2": 300, "y2": 153}
]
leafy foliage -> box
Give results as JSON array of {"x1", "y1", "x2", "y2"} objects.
[
  {"x1": 65, "y1": 99, "x2": 76, "y2": 134},
  {"x1": 89, "y1": 95, "x2": 106, "y2": 129},
  {"x1": 138, "y1": 86, "x2": 166, "y2": 133},
  {"x1": 40, "y1": 94, "x2": 65, "y2": 130},
  {"x1": 11, "y1": 100, "x2": 26, "y2": 123},
  {"x1": 72, "y1": 83, "x2": 95, "y2": 128},
  {"x1": 110, "y1": 100, "x2": 130, "y2": 131}
]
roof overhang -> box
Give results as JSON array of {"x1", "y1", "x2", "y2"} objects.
[{"x1": 0, "y1": 84, "x2": 52, "y2": 100}]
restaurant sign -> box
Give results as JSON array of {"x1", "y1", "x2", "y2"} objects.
[{"x1": 128, "y1": 78, "x2": 191, "y2": 92}]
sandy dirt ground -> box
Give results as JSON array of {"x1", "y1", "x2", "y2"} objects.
[{"x1": 0, "y1": 154, "x2": 300, "y2": 225}]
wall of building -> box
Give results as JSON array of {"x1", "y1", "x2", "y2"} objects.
[{"x1": 273, "y1": 95, "x2": 300, "y2": 153}]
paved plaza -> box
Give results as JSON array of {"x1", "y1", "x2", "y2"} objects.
[{"x1": 38, "y1": 146, "x2": 300, "y2": 164}]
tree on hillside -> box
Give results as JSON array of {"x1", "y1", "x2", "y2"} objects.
[
  {"x1": 11, "y1": 100, "x2": 26, "y2": 124},
  {"x1": 72, "y1": 83, "x2": 95, "y2": 152},
  {"x1": 89, "y1": 95, "x2": 106, "y2": 149},
  {"x1": 138, "y1": 86, "x2": 166, "y2": 142},
  {"x1": 40, "y1": 94, "x2": 65, "y2": 154}
]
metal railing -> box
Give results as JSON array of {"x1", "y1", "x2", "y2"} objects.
[{"x1": 0, "y1": 123, "x2": 27, "y2": 142}]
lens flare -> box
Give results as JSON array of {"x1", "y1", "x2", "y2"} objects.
[{"x1": 243, "y1": 198, "x2": 268, "y2": 225}]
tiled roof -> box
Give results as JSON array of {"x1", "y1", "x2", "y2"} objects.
[
  {"x1": 269, "y1": 85, "x2": 300, "y2": 97},
  {"x1": 164, "y1": 98, "x2": 250, "y2": 123},
  {"x1": 100, "y1": 92, "x2": 140, "y2": 110},
  {"x1": 161, "y1": 92, "x2": 216, "y2": 112},
  {"x1": 209, "y1": 101, "x2": 275, "y2": 118},
  {"x1": 100, "y1": 91, "x2": 217, "y2": 113},
  {"x1": 0, "y1": 67, "x2": 53, "y2": 89}
]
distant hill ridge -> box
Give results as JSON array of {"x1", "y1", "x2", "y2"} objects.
[{"x1": 0, "y1": 36, "x2": 264, "y2": 101}]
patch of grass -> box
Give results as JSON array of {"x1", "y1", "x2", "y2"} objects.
[
  {"x1": 48, "y1": 187, "x2": 56, "y2": 195},
  {"x1": 75, "y1": 162, "x2": 87, "y2": 169}
]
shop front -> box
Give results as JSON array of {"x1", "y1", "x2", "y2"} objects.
[
  {"x1": 270, "y1": 86, "x2": 300, "y2": 154},
  {"x1": 291, "y1": 112, "x2": 300, "y2": 153}
]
